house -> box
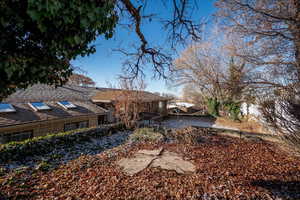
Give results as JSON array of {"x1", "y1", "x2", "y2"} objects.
[
  {"x1": 0, "y1": 84, "x2": 107, "y2": 144},
  {"x1": 91, "y1": 88, "x2": 169, "y2": 122},
  {"x1": 0, "y1": 84, "x2": 169, "y2": 143},
  {"x1": 167, "y1": 102, "x2": 202, "y2": 114}
]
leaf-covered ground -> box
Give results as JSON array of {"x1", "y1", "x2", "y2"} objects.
[{"x1": 1, "y1": 131, "x2": 300, "y2": 200}]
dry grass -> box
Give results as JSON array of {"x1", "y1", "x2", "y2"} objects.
[{"x1": 215, "y1": 116, "x2": 269, "y2": 134}]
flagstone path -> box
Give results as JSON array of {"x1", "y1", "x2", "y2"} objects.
[{"x1": 117, "y1": 148, "x2": 195, "y2": 175}]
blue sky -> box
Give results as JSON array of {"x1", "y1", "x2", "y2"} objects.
[{"x1": 71, "y1": 0, "x2": 216, "y2": 96}]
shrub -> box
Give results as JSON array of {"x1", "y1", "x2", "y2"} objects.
[
  {"x1": 0, "y1": 167, "x2": 6, "y2": 176},
  {"x1": 129, "y1": 128, "x2": 164, "y2": 143},
  {"x1": 167, "y1": 127, "x2": 204, "y2": 145},
  {"x1": 207, "y1": 98, "x2": 220, "y2": 117},
  {"x1": 224, "y1": 101, "x2": 241, "y2": 121},
  {"x1": 35, "y1": 161, "x2": 51, "y2": 171}
]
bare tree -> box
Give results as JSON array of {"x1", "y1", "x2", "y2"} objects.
[
  {"x1": 225, "y1": 57, "x2": 247, "y2": 101},
  {"x1": 114, "y1": 0, "x2": 204, "y2": 79},
  {"x1": 114, "y1": 77, "x2": 147, "y2": 129},
  {"x1": 215, "y1": 0, "x2": 300, "y2": 150},
  {"x1": 172, "y1": 29, "x2": 253, "y2": 102},
  {"x1": 173, "y1": 41, "x2": 225, "y2": 99},
  {"x1": 215, "y1": 0, "x2": 300, "y2": 86},
  {"x1": 68, "y1": 73, "x2": 96, "y2": 87},
  {"x1": 161, "y1": 93, "x2": 177, "y2": 100},
  {"x1": 182, "y1": 84, "x2": 206, "y2": 105},
  {"x1": 260, "y1": 91, "x2": 300, "y2": 151}
]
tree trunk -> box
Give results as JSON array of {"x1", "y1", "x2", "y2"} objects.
[{"x1": 294, "y1": 0, "x2": 300, "y2": 82}]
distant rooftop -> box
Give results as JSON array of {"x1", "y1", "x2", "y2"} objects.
[
  {"x1": 91, "y1": 89, "x2": 169, "y2": 103},
  {"x1": 168, "y1": 102, "x2": 195, "y2": 109}
]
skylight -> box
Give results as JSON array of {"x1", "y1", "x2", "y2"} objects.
[
  {"x1": 28, "y1": 102, "x2": 51, "y2": 111},
  {"x1": 57, "y1": 101, "x2": 76, "y2": 109},
  {"x1": 0, "y1": 103, "x2": 16, "y2": 113}
]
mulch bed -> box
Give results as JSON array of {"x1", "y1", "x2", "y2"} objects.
[{"x1": 1, "y1": 133, "x2": 300, "y2": 200}]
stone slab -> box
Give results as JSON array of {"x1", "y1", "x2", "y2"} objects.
[
  {"x1": 136, "y1": 147, "x2": 163, "y2": 156},
  {"x1": 151, "y1": 151, "x2": 195, "y2": 174},
  {"x1": 117, "y1": 148, "x2": 196, "y2": 175},
  {"x1": 117, "y1": 154, "x2": 155, "y2": 176}
]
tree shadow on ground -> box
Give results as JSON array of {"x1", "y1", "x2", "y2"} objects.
[{"x1": 251, "y1": 180, "x2": 300, "y2": 199}]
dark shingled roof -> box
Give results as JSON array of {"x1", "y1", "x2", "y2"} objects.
[
  {"x1": 0, "y1": 84, "x2": 106, "y2": 128},
  {"x1": 0, "y1": 101, "x2": 107, "y2": 127},
  {"x1": 4, "y1": 84, "x2": 98, "y2": 103}
]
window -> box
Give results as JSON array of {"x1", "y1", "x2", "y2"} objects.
[
  {"x1": 64, "y1": 121, "x2": 89, "y2": 131},
  {"x1": 159, "y1": 101, "x2": 164, "y2": 109},
  {"x1": 98, "y1": 115, "x2": 107, "y2": 125},
  {"x1": 0, "y1": 103, "x2": 16, "y2": 113},
  {"x1": 159, "y1": 101, "x2": 166, "y2": 113},
  {"x1": 57, "y1": 101, "x2": 76, "y2": 109},
  {"x1": 64, "y1": 123, "x2": 78, "y2": 131},
  {"x1": 0, "y1": 130, "x2": 33, "y2": 144},
  {"x1": 28, "y1": 102, "x2": 51, "y2": 111},
  {"x1": 79, "y1": 121, "x2": 89, "y2": 128}
]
